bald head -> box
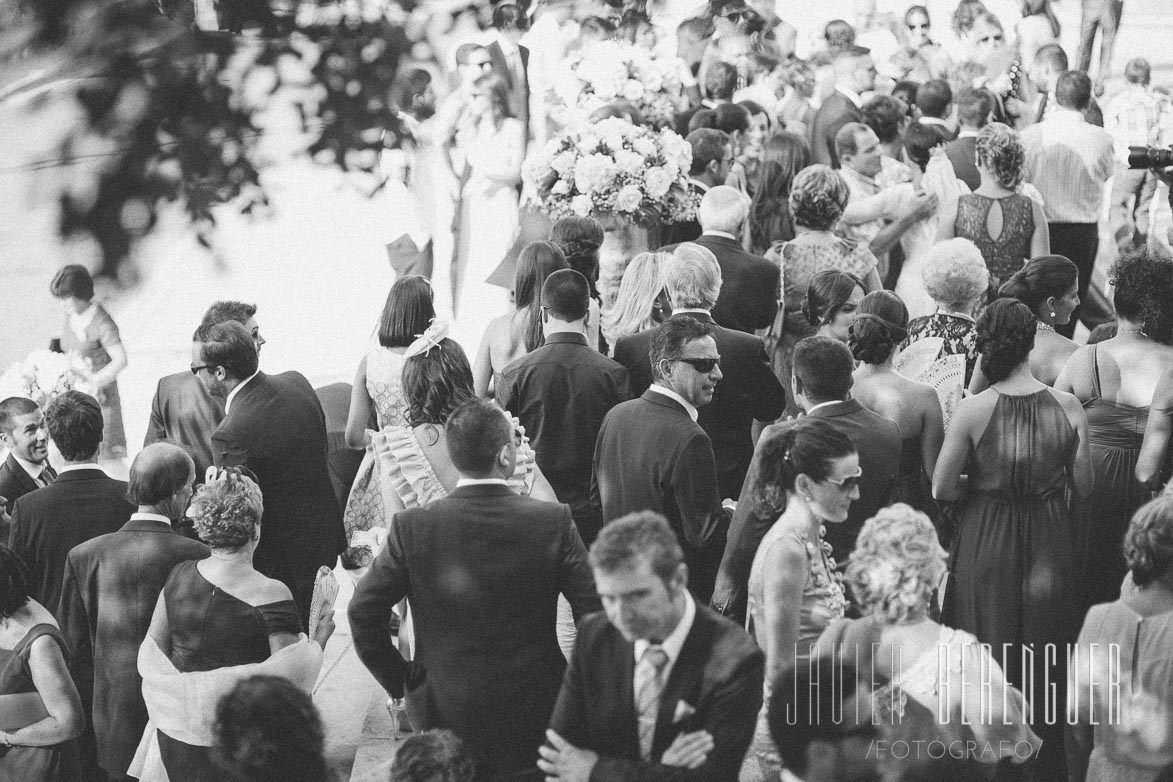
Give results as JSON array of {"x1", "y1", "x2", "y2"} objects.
[{"x1": 128, "y1": 443, "x2": 195, "y2": 507}]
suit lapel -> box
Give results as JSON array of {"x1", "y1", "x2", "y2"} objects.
[
  {"x1": 488, "y1": 42, "x2": 514, "y2": 90},
  {"x1": 651, "y1": 611, "x2": 713, "y2": 757},
  {"x1": 607, "y1": 628, "x2": 640, "y2": 758},
  {"x1": 4, "y1": 453, "x2": 40, "y2": 495}
]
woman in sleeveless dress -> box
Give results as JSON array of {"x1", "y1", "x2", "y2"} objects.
[
  {"x1": 342, "y1": 276, "x2": 435, "y2": 553},
  {"x1": 817, "y1": 506, "x2": 1040, "y2": 774},
  {"x1": 1069, "y1": 496, "x2": 1173, "y2": 782},
  {"x1": 50, "y1": 265, "x2": 128, "y2": 465},
  {"x1": 936, "y1": 123, "x2": 1049, "y2": 306},
  {"x1": 1057, "y1": 252, "x2": 1173, "y2": 613},
  {"x1": 0, "y1": 546, "x2": 83, "y2": 782},
  {"x1": 849, "y1": 292, "x2": 944, "y2": 525},
  {"x1": 142, "y1": 470, "x2": 333, "y2": 782},
  {"x1": 738, "y1": 419, "x2": 858, "y2": 782},
  {"x1": 933, "y1": 299, "x2": 1092, "y2": 781}
]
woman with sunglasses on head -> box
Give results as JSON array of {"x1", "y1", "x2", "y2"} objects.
[
  {"x1": 737, "y1": 418, "x2": 857, "y2": 782},
  {"x1": 894, "y1": 5, "x2": 949, "y2": 82},
  {"x1": 933, "y1": 298, "x2": 1092, "y2": 779}
]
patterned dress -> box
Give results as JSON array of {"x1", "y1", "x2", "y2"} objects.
[
  {"x1": 60, "y1": 304, "x2": 126, "y2": 459},
  {"x1": 953, "y1": 194, "x2": 1034, "y2": 304},
  {"x1": 902, "y1": 312, "x2": 980, "y2": 386}
]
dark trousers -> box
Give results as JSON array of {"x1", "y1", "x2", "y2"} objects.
[
  {"x1": 1049, "y1": 222, "x2": 1100, "y2": 338},
  {"x1": 1077, "y1": 0, "x2": 1124, "y2": 79},
  {"x1": 1110, "y1": 166, "x2": 1158, "y2": 250}
]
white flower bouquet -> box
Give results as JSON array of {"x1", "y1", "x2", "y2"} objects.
[
  {"x1": 523, "y1": 117, "x2": 698, "y2": 226},
  {"x1": 0, "y1": 350, "x2": 95, "y2": 407},
  {"x1": 549, "y1": 41, "x2": 683, "y2": 129}
]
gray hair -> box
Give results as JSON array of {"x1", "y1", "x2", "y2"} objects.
[
  {"x1": 666, "y1": 244, "x2": 723, "y2": 310},
  {"x1": 697, "y1": 185, "x2": 750, "y2": 234}
]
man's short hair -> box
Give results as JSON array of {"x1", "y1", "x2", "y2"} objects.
[
  {"x1": 193, "y1": 321, "x2": 259, "y2": 381},
  {"x1": 686, "y1": 108, "x2": 717, "y2": 134},
  {"x1": 1033, "y1": 43, "x2": 1068, "y2": 73},
  {"x1": 666, "y1": 244, "x2": 723, "y2": 310},
  {"x1": 956, "y1": 87, "x2": 994, "y2": 129},
  {"x1": 677, "y1": 15, "x2": 715, "y2": 40},
  {"x1": 768, "y1": 657, "x2": 866, "y2": 775},
  {"x1": 1056, "y1": 70, "x2": 1092, "y2": 110},
  {"x1": 492, "y1": 3, "x2": 528, "y2": 31},
  {"x1": 861, "y1": 95, "x2": 906, "y2": 144},
  {"x1": 714, "y1": 102, "x2": 749, "y2": 135},
  {"x1": 454, "y1": 43, "x2": 485, "y2": 67},
  {"x1": 686, "y1": 128, "x2": 730, "y2": 176},
  {"x1": 697, "y1": 185, "x2": 749, "y2": 235},
  {"x1": 649, "y1": 315, "x2": 713, "y2": 381},
  {"x1": 541, "y1": 269, "x2": 590, "y2": 322},
  {"x1": 589, "y1": 511, "x2": 684, "y2": 583},
  {"x1": 1125, "y1": 58, "x2": 1151, "y2": 86},
  {"x1": 391, "y1": 729, "x2": 475, "y2": 782},
  {"x1": 834, "y1": 121, "x2": 871, "y2": 160},
  {"x1": 824, "y1": 19, "x2": 855, "y2": 48},
  {"x1": 128, "y1": 443, "x2": 195, "y2": 506},
  {"x1": 45, "y1": 390, "x2": 103, "y2": 461},
  {"x1": 916, "y1": 79, "x2": 953, "y2": 119},
  {"x1": 705, "y1": 61, "x2": 738, "y2": 102},
  {"x1": 0, "y1": 397, "x2": 38, "y2": 436},
  {"x1": 445, "y1": 399, "x2": 512, "y2": 475},
  {"x1": 201, "y1": 300, "x2": 257, "y2": 327},
  {"x1": 793, "y1": 336, "x2": 854, "y2": 402}
]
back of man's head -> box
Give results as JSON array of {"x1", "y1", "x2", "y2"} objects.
[
  {"x1": 541, "y1": 269, "x2": 590, "y2": 323},
  {"x1": 714, "y1": 102, "x2": 749, "y2": 135},
  {"x1": 1125, "y1": 58, "x2": 1151, "y2": 86},
  {"x1": 201, "y1": 300, "x2": 256, "y2": 327},
  {"x1": 1056, "y1": 70, "x2": 1092, "y2": 111},
  {"x1": 916, "y1": 79, "x2": 952, "y2": 119},
  {"x1": 697, "y1": 185, "x2": 749, "y2": 235},
  {"x1": 589, "y1": 511, "x2": 684, "y2": 583},
  {"x1": 768, "y1": 656, "x2": 867, "y2": 777},
  {"x1": 861, "y1": 94, "x2": 905, "y2": 144},
  {"x1": 390, "y1": 729, "x2": 475, "y2": 782},
  {"x1": 649, "y1": 315, "x2": 713, "y2": 381},
  {"x1": 831, "y1": 48, "x2": 866, "y2": 83},
  {"x1": 454, "y1": 43, "x2": 485, "y2": 67},
  {"x1": 445, "y1": 399, "x2": 513, "y2": 476},
  {"x1": 193, "y1": 321, "x2": 259, "y2": 381},
  {"x1": 1033, "y1": 43, "x2": 1068, "y2": 75},
  {"x1": 492, "y1": 3, "x2": 528, "y2": 31},
  {"x1": 705, "y1": 61, "x2": 738, "y2": 102},
  {"x1": 128, "y1": 443, "x2": 195, "y2": 507},
  {"x1": 0, "y1": 397, "x2": 38, "y2": 437},
  {"x1": 793, "y1": 336, "x2": 854, "y2": 403},
  {"x1": 45, "y1": 390, "x2": 103, "y2": 462},
  {"x1": 834, "y1": 121, "x2": 870, "y2": 161},
  {"x1": 665, "y1": 244, "x2": 723, "y2": 310},
  {"x1": 824, "y1": 19, "x2": 855, "y2": 50},
  {"x1": 686, "y1": 128, "x2": 730, "y2": 176},
  {"x1": 956, "y1": 87, "x2": 994, "y2": 129}
]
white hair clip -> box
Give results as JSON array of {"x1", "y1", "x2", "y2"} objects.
[{"x1": 403, "y1": 318, "x2": 449, "y2": 359}]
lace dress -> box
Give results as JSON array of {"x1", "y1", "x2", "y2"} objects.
[
  {"x1": 740, "y1": 524, "x2": 847, "y2": 782},
  {"x1": 902, "y1": 312, "x2": 979, "y2": 386},
  {"x1": 953, "y1": 194, "x2": 1034, "y2": 304}
]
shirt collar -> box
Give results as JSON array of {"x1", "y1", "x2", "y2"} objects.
[
  {"x1": 958, "y1": 129, "x2": 980, "y2": 138},
  {"x1": 1048, "y1": 107, "x2": 1086, "y2": 123},
  {"x1": 455, "y1": 477, "x2": 510, "y2": 487},
  {"x1": 543, "y1": 331, "x2": 589, "y2": 346},
  {"x1": 12, "y1": 454, "x2": 48, "y2": 482},
  {"x1": 58, "y1": 463, "x2": 104, "y2": 475},
  {"x1": 806, "y1": 399, "x2": 849, "y2": 415},
  {"x1": 671, "y1": 308, "x2": 711, "y2": 318},
  {"x1": 225, "y1": 369, "x2": 261, "y2": 414},
  {"x1": 688, "y1": 178, "x2": 711, "y2": 193},
  {"x1": 495, "y1": 32, "x2": 518, "y2": 56},
  {"x1": 647, "y1": 384, "x2": 698, "y2": 422},
  {"x1": 634, "y1": 590, "x2": 695, "y2": 667},
  {"x1": 701, "y1": 230, "x2": 737, "y2": 241},
  {"x1": 937, "y1": 308, "x2": 975, "y2": 322},
  {"x1": 838, "y1": 86, "x2": 863, "y2": 108},
  {"x1": 130, "y1": 512, "x2": 172, "y2": 526},
  {"x1": 919, "y1": 116, "x2": 948, "y2": 127}
]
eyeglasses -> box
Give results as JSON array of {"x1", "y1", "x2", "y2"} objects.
[
  {"x1": 907, "y1": 22, "x2": 929, "y2": 30},
  {"x1": 676, "y1": 356, "x2": 721, "y2": 373},
  {"x1": 190, "y1": 364, "x2": 211, "y2": 375},
  {"x1": 468, "y1": 60, "x2": 492, "y2": 69},
  {"x1": 978, "y1": 34, "x2": 1003, "y2": 43},
  {"x1": 822, "y1": 471, "x2": 863, "y2": 492}
]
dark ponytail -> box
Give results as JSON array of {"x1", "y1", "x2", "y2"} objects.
[
  {"x1": 997, "y1": 254, "x2": 1078, "y2": 316},
  {"x1": 976, "y1": 299, "x2": 1036, "y2": 383},
  {"x1": 849, "y1": 291, "x2": 909, "y2": 365},
  {"x1": 752, "y1": 419, "x2": 857, "y2": 517}
]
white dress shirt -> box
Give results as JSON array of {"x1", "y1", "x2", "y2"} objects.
[
  {"x1": 633, "y1": 590, "x2": 696, "y2": 687},
  {"x1": 129, "y1": 511, "x2": 172, "y2": 527},
  {"x1": 1020, "y1": 108, "x2": 1115, "y2": 223},
  {"x1": 700, "y1": 230, "x2": 737, "y2": 241},
  {"x1": 454, "y1": 477, "x2": 509, "y2": 488},
  {"x1": 647, "y1": 384, "x2": 698, "y2": 422},
  {"x1": 13, "y1": 454, "x2": 50, "y2": 486},
  {"x1": 57, "y1": 463, "x2": 104, "y2": 475},
  {"x1": 224, "y1": 369, "x2": 261, "y2": 415}
]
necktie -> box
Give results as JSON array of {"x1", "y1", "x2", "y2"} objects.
[
  {"x1": 635, "y1": 645, "x2": 670, "y2": 761},
  {"x1": 1036, "y1": 92, "x2": 1049, "y2": 124},
  {"x1": 37, "y1": 465, "x2": 55, "y2": 487}
]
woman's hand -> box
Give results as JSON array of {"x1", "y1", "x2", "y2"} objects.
[
  {"x1": 312, "y1": 606, "x2": 336, "y2": 649},
  {"x1": 660, "y1": 730, "x2": 714, "y2": 768}
]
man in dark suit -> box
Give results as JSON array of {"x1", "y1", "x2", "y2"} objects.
[
  {"x1": 486, "y1": 3, "x2": 530, "y2": 146},
  {"x1": 350, "y1": 400, "x2": 600, "y2": 781},
  {"x1": 58, "y1": 443, "x2": 209, "y2": 782},
  {"x1": 809, "y1": 49, "x2": 873, "y2": 168},
  {"x1": 144, "y1": 300, "x2": 265, "y2": 483},
  {"x1": 541, "y1": 511, "x2": 762, "y2": 781},
  {"x1": 659, "y1": 129, "x2": 732, "y2": 248},
  {"x1": 711, "y1": 337, "x2": 900, "y2": 621},
  {"x1": 0, "y1": 398, "x2": 55, "y2": 533},
  {"x1": 613, "y1": 248, "x2": 785, "y2": 502},
  {"x1": 915, "y1": 79, "x2": 957, "y2": 142},
  {"x1": 498, "y1": 270, "x2": 630, "y2": 546},
  {"x1": 693, "y1": 186, "x2": 780, "y2": 333},
  {"x1": 596, "y1": 317, "x2": 733, "y2": 603},
  {"x1": 193, "y1": 321, "x2": 344, "y2": 627},
  {"x1": 9, "y1": 391, "x2": 133, "y2": 615},
  {"x1": 944, "y1": 87, "x2": 994, "y2": 192}
]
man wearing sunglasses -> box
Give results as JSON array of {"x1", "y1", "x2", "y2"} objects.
[{"x1": 593, "y1": 316, "x2": 735, "y2": 604}]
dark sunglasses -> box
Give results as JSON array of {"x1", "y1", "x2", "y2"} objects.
[
  {"x1": 907, "y1": 22, "x2": 929, "y2": 30},
  {"x1": 190, "y1": 364, "x2": 212, "y2": 375},
  {"x1": 978, "y1": 34, "x2": 1004, "y2": 43},
  {"x1": 676, "y1": 356, "x2": 721, "y2": 373},
  {"x1": 823, "y1": 472, "x2": 863, "y2": 491}
]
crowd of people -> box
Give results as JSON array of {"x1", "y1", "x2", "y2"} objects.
[{"x1": 6, "y1": 0, "x2": 1173, "y2": 781}]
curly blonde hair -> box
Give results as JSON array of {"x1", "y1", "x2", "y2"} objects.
[
  {"x1": 189, "y1": 468, "x2": 264, "y2": 550},
  {"x1": 845, "y1": 504, "x2": 947, "y2": 625},
  {"x1": 789, "y1": 164, "x2": 850, "y2": 231},
  {"x1": 975, "y1": 122, "x2": 1025, "y2": 189},
  {"x1": 1124, "y1": 495, "x2": 1173, "y2": 587},
  {"x1": 921, "y1": 238, "x2": 990, "y2": 311}
]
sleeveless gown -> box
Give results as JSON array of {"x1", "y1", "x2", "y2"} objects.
[
  {"x1": 1077, "y1": 345, "x2": 1151, "y2": 613},
  {"x1": 0, "y1": 625, "x2": 77, "y2": 782},
  {"x1": 60, "y1": 304, "x2": 126, "y2": 460},
  {"x1": 890, "y1": 436, "x2": 937, "y2": 523},
  {"x1": 740, "y1": 523, "x2": 847, "y2": 782},
  {"x1": 953, "y1": 194, "x2": 1034, "y2": 305}
]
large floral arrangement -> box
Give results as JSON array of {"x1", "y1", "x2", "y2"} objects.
[
  {"x1": 524, "y1": 117, "x2": 697, "y2": 226},
  {"x1": 0, "y1": 350, "x2": 94, "y2": 408},
  {"x1": 548, "y1": 41, "x2": 683, "y2": 129}
]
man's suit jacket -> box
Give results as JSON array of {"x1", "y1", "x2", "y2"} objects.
[
  {"x1": 144, "y1": 370, "x2": 225, "y2": 482},
  {"x1": 548, "y1": 605, "x2": 763, "y2": 781},
  {"x1": 693, "y1": 234, "x2": 780, "y2": 334},
  {"x1": 592, "y1": 391, "x2": 731, "y2": 602},
  {"x1": 487, "y1": 40, "x2": 530, "y2": 142},
  {"x1": 658, "y1": 181, "x2": 707, "y2": 247},
  {"x1": 212, "y1": 371, "x2": 345, "y2": 624},
  {"x1": 58, "y1": 518, "x2": 209, "y2": 776},
  {"x1": 944, "y1": 134, "x2": 980, "y2": 192},
  {"x1": 810, "y1": 90, "x2": 863, "y2": 168},
  {"x1": 613, "y1": 313, "x2": 786, "y2": 502},
  {"x1": 497, "y1": 332, "x2": 631, "y2": 545},
  {"x1": 0, "y1": 452, "x2": 54, "y2": 526},
  {"x1": 711, "y1": 400, "x2": 901, "y2": 621},
  {"x1": 9, "y1": 469, "x2": 133, "y2": 615},
  {"x1": 349, "y1": 484, "x2": 600, "y2": 780}
]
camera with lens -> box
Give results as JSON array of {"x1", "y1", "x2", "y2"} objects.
[{"x1": 1128, "y1": 146, "x2": 1173, "y2": 169}]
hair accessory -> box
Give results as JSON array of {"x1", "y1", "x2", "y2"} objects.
[
  {"x1": 404, "y1": 318, "x2": 449, "y2": 359},
  {"x1": 852, "y1": 312, "x2": 907, "y2": 339}
]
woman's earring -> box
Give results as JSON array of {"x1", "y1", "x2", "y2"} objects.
[{"x1": 1049, "y1": 311, "x2": 1055, "y2": 318}]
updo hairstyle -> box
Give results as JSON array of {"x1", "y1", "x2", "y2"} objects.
[
  {"x1": 849, "y1": 291, "x2": 909, "y2": 365},
  {"x1": 551, "y1": 216, "x2": 604, "y2": 298},
  {"x1": 752, "y1": 418, "x2": 857, "y2": 518},
  {"x1": 789, "y1": 165, "x2": 850, "y2": 231},
  {"x1": 1111, "y1": 248, "x2": 1173, "y2": 345},
  {"x1": 998, "y1": 255, "x2": 1078, "y2": 316},
  {"x1": 1124, "y1": 495, "x2": 1173, "y2": 587},
  {"x1": 975, "y1": 122, "x2": 1025, "y2": 189},
  {"x1": 402, "y1": 337, "x2": 476, "y2": 431},
  {"x1": 975, "y1": 298, "x2": 1036, "y2": 383},
  {"x1": 803, "y1": 269, "x2": 865, "y2": 327},
  {"x1": 920, "y1": 238, "x2": 990, "y2": 312},
  {"x1": 189, "y1": 467, "x2": 264, "y2": 550},
  {"x1": 846, "y1": 504, "x2": 947, "y2": 625}
]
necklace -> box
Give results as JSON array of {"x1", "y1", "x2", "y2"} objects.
[{"x1": 1037, "y1": 321, "x2": 1055, "y2": 332}]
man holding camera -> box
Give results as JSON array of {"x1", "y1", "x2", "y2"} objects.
[{"x1": 1105, "y1": 58, "x2": 1170, "y2": 252}]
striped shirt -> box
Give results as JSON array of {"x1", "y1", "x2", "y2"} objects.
[
  {"x1": 1020, "y1": 109, "x2": 1115, "y2": 224},
  {"x1": 1104, "y1": 85, "x2": 1169, "y2": 161}
]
